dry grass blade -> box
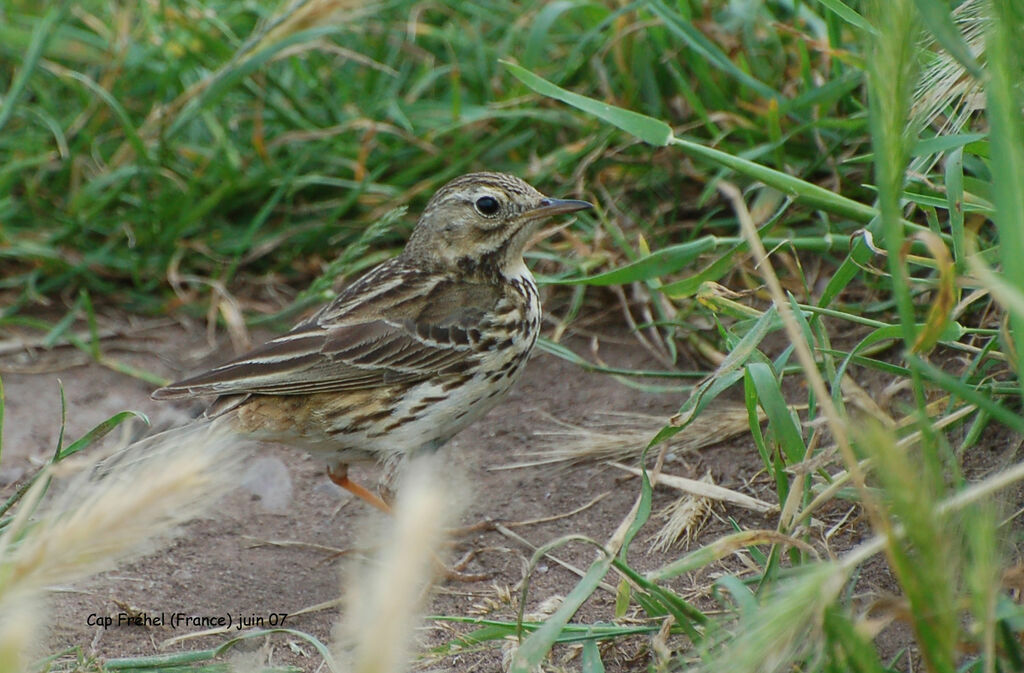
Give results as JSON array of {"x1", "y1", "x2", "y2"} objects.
[
  {"x1": 790, "y1": 402, "x2": 978, "y2": 529},
  {"x1": 260, "y1": 0, "x2": 367, "y2": 48},
  {"x1": 609, "y1": 462, "x2": 777, "y2": 514},
  {"x1": 718, "y1": 180, "x2": 875, "y2": 530}
]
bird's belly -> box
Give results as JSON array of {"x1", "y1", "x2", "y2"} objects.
[{"x1": 351, "y1": 349, "x2": 530, "y2": 457}]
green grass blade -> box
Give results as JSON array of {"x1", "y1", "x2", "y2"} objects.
[
  {"x1": 866, "y1": 0, "x2": 920, "y2": 351},
  {"x1": 508, "y1": 554, "x2": 614, "y2": 672},
  {"x1": 912, "y1": 132, "x2": 986, "y2": 157},
  {"x1": 852, "y1": 422, "x2": 957, "y2": 673},
  {"x1": 0, "y1": 375, "x2": 4, "y2": 466},
  {"x1": 56, "y1": 411, "x2": 149, "y2": 462},
  {"x1": 581, "y1": 638, "x2": 606, "y2": 673},
  {"x1": 746, "y1": 362, "x2": 805, "y2": 465},
  {"x1": 812, "y1": 0, "x2": 876, "y2": 34},
  {"x1": 645, "y1": 0, "x2": 780, "y2": 100},
  {"x1": 523, "y1": 1, "x2": 593, "y2": 69},
  {"x1": 555, "y1": 237, "x2": 717, "y2": 285},
  {"x1": 165, "y1": 25, "x2": 346, "y2": 141},
  {"x1": 211, "y1": 628, "x2": 337, "y2": 671},
  {"x1": 0, "y1": 1, "x2": 70, "y2": 133},
  {"x1": 822, "y1": 608, "x2": 890, "y2": 673},
  {"x1": 429, "y1": 618, "x2": 657, "y2": 652},
  {"x1": 509, "y1": 471, "x2": 650, "y2": 670},
  {"x1": 670, "y1": 135, "x2": 877, "y2": 223},
  {"x1": 907, "y1": 354, "x2": 1024, "y2": 435},
  {"x1": 503, "y1": 61, "x2": 883, "y2": 224},
  {"x1": 613, "y1": 558, "x2": 708, "y2": 635},
  {"x1": 944, "y1": 146, "x2": 966, "y2": 269},
  {"x1": 60, "y1": 68, "x2": 151, "y2": 165},
  {"x1": 986, "y1": 0, "x2": 1024, "y2": 386},
  {"x1": 618, "y1": 464, "x2": 653, "y2": 563},
  {"x1": 502, "y1": 61, "x2": 672, "y2": 146},
  {"x1": 652, "y1": 307, "x2": 782, "y2": 446}
]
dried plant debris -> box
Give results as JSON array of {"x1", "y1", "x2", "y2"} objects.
[
  {"x1": 513, "y1": 408, "x2": 755, "y2": 469},
  {"x1": 649, "y1": 472, "x2": 715, "y2": 553}
]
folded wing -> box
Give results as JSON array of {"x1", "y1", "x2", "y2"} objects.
[{"x1": 152, "y1": 264, "x2": 499, "y2": 399}]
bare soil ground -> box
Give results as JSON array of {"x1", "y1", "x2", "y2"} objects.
[{"x1": 1, "y1": 318, "x2": 1019, "y2": 671}]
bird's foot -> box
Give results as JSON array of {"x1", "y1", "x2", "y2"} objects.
[{"x1": 327, "y1": 464, "x2": 392, "y2": 513}]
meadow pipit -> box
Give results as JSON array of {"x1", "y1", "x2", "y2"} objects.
[{"x1": 153, "y1": 172, "x2": 592, "y2": 510}]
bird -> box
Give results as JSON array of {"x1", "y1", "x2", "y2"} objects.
[{"x1": 152, "y1": 172, "x2": 593, "y2": 511}]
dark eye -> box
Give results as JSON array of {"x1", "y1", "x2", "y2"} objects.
[{"x1": 474, "y1": 195, "x2": 501, "y2": 216}]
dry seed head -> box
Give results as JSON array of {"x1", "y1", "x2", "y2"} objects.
[
  {"x1": 0, "y1": 597, "x2": 40, "y2": 673},
  {"x1": 335, "y1": 453, "x2": 456, "y2": 673},
  {"x1": 527, "y1": 409, "x2": 755, "y2": 468},
  {"x1": 0, "y1": 423, "x2": 242, "y2": 601},
  {"x1": 649, "y1": 472, "x2": 714, "y2": 553}
]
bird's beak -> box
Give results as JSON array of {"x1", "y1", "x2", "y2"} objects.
[{"x1": 527, "y1": 197, "x2": 594, "y2": 219}]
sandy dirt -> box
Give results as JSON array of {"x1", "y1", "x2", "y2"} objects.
[{"x1": 0, "y1": 316, "x2": 1018, "y2": 672}]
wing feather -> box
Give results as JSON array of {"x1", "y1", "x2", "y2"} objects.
[{"x1": 152, "y1": 262, "x2": 501, "y2": 399}]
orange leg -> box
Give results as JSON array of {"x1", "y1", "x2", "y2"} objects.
[
  {"x1": 327, "y1": 464, "x2": 392, "y2": 514},
  {"x1": 325, "y1": 464, "x2": 486, "y2": 582}
]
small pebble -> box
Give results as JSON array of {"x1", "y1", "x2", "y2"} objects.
[{"x1": 240, "y1": 457, "x2": 293, "y2": 513}]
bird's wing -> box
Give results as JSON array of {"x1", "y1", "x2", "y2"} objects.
[{"x1": 152, "y1": 263, "x2": 503, "y2": 399}]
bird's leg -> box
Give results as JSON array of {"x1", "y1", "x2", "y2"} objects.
[
  {"x1": 327, "y1": 464, "x2": 392, "y2": 514},
  {"x1": 326, "y1": 464, "x2": 488, "y2": 582}
]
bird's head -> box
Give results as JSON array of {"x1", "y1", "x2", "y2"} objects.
[{"x1": 403, "y1": 172, "x2": 592, "y2": 278}]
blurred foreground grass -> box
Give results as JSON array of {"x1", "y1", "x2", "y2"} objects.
[{"x1": 2, "y1": 0, "x2": 1024, "y2": 671}]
